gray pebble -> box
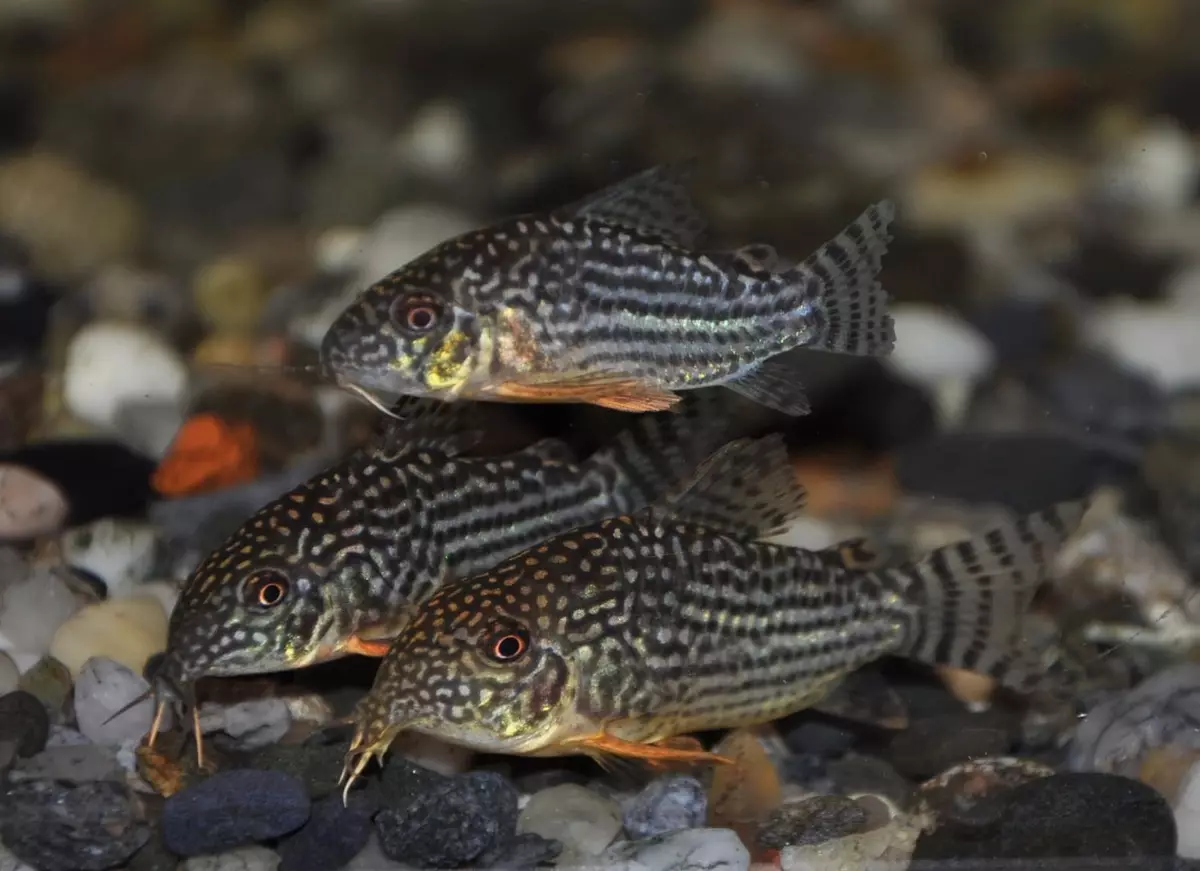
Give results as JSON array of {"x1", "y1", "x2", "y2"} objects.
[
  {"x1": 0, "y1": 779, "x2": 151, "y2": 871},
  {"x1": 622, "y1": 775, "x2": 708, "y2": 839}
]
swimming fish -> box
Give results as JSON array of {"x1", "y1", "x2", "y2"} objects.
[
  {"x1": 320, "y1": 163, "x2": 897, "y2": 417},
  {"x1": 341, "y1": 434, "x2": 1085, "y2": 791}
]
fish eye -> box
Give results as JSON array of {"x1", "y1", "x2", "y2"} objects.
[
  {"x1": 391, "y1": 293, "x2": 443, "y2": 335},
  {"x1": 487, "y1": 629, "x2": 529, "y2": 662},
  {"x1": 243, "y1": 571, "x2": 290, "y2": 609}
]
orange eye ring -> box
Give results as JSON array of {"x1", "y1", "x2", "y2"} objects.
[
  {"x1": 391, "y1": 293, "x2": 443, "y2": 335},
  {"x1": 489, "y1": 631, "x2": 528, "y2": 662},
  {"x1": 244, "y1": 572, "x2": 289, "y2": 609}
]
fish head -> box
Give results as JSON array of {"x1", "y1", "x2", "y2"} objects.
[
  {"x1": 162, "y1": 481, "x2": 390, "y2": 682},
  {"x1": 348, "y1": 572, "x2": 576, "y2": 762},
  {"x1": 321, "y1": 247, "x2": 489, "y2": 404}
]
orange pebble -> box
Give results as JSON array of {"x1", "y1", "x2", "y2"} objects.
[{"x1": 152, "y1": 413, "x2": 260, "y2": 498}]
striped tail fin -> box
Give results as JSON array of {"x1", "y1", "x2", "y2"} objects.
[{"x1": 885, "y1": 499, "x2": 1088, "y2": 693}]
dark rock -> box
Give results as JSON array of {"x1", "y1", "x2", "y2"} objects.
[
  {"x1": 376, "y1": 754, "x2": 450, "y2": 812},
  {"x1": 246, "y1": 735, "x2": 353, "y2": 801},
  {"x1": 1053, "y1": 229, "x2": 1182, "y2": 303},
  {"x1": 912, "y1": 772, "x2": 1177, "y2": 862},
  {"x1": 0, "y1": 690, "x2": 49, "y2": 756},
  {"x1": 917, "y1": 756, "x2": 1055, "y2": 829},
  {"x1": 779, "y1": 752, "x2": 831, "y2": 791},
  {"x1": 968, "y1": 296, "x2": 1062, "y2": 370},
  {"x1": 1035, "y1": 349, "x2": 1167, "y2": 444},
  {"x1": 782, "y1": 719, "x2": 858, "y2": 759},
  {"x1": 622, "y1": 775, "x2": 707, "y2": 840},
  {"x1": 375, "y1": 770, "x2": 520, "y2": 868},
  {"x1": 826, "y1": 754, "x2": 914, "y2": 810},
  {"x1": 756, "y1": 795, "x2": 869, "y2": 850},
  {"x1": 0, "y1": 779, "x2": 151, "y2": 871},
  {"x1": 160, "y1": 768, "x2": 311, "y2": 857},
  {"x1": 475, "y1": 832, "x2": 562, "y2": 871},
  {"x1": 18, "y1": 656, "x2": 72, "y2": 722},
  {"x1": 277, "y1": 793, "x2": 374, "y2": 871},
  {"x1": 888, "y1": 709, "x2": 1017, "y2": 780},
  {"x1": 126, "y1": 825, "x2": 178, "y2": 871}
]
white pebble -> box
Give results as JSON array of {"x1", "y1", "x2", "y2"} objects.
[
  {"x1": 1167, "y1": 261, "x2": 1200, "y2": 311},
  {"x1": 887, "y1": 303, "x2": 996, "y2": 386},
  {"x1": 1098, "y1": 119, "x2": 1199, "y2": 218},
  {"x1": 0, "y1": 562, "x2": 78, "y2": 670},
  {"x1": 518, "y1": 784, "x2": 625, "y2": 857},
  {"x1": 198, "y1": 698, "x2": 291, "y2": 750},
  {"x1": 49, "y1": 593, "x2": 168, "y2": 678},
  {"x1": 1085, "y1": 301, "x2": 1200, "y2": 390},
  {"x1": 395, "y1": 99, "x2": 474, "y2": 180},
  {"x1": 0, "y1": 650, "x2": 17, "y2": 695},
  {"x1": 0, "y1": 465, "x2": 68, "y2": 541},
  {"x1": 389, "y1": 730, "x2": 473, "y2": 776},
  {"x1": 180, "y1": 845, "x2": 281, "y2": 871},
  {"x1": 62, "y1": 320, "x2": 188, "y2": 431},
  {"x1": 73, "y1": 656, "x2": 171, "y2": 746},
  {"x1": 61, "y1": 518, "x2": 160, "y2": 600},
  {"x1": 600, "y1": 828, "x2": 750, "y2": 871}
]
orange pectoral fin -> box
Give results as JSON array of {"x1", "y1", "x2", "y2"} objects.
[
  {"x1": 152, "y1": 413, "x2": 260, "y2": 497},
  {"x1": 345, "y1": 635, "x2": 394, "y2": 658},
  {"x1": 491, "y1": 371, "x2": 681, "y2": 412},
  {"x1": 561, "y1": 731, "x2": 733, "y2": 769}
]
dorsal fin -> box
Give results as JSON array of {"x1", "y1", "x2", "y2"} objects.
[
  {"x1": 370, "y1": 397, "x2": 484, "y2": 461},
  {"x1": 554, "y1": 161, "x2": 707, "y2": 248},
  {"x1": 649, "y1": 433, "x2": 807, "y2": 539}
]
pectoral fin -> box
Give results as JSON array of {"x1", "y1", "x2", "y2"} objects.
[
  {"x1": 560, "y1": 731, "x2": 733, "y2": 768},
  {"x1": 491, "y1": 371, "x2": 681, "y2": 412}
]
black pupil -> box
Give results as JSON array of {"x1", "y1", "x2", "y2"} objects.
[
  {"x1": 496, "y1": 635, "x2": 522, "y2": 658},
  {"x1": 260, "y1": 582, "x2": 282, "y2": 603},
  {"x1": 408, "y1": 305, "x2": 433, "y2": 329}
]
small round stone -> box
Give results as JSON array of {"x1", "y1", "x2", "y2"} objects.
[
  {"x1": 623, "y1": 775, "x2": 708, "y2": 840},
  {"x1": 161, "y1": 768, "x2": 312, "y2": 857},
  {"x1": 277, "y1": 793, "x2": 373, "y2": 871},
  {"x1": 757, "y1": 795, "x2": 870, "y2": 850},
  {"x1": 0, "y1": 690, "x2": 50, "y2": 756}
]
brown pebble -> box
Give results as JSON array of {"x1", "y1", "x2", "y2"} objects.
[{"x1": 0, "y1": 464, "x2": 69, "y2": 540}]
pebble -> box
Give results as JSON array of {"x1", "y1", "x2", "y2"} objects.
[
  {"x1": 825, "y1": 754, "x2": 915, "y2": 811},
  {"x1": 16, "y1": 656, "x2": 71, "y2": 721},
  {"x1": 1085, "y1": 301, "x2": 1200, "y2": 391},
  {"x1": 375, "y1": 770, "x2": 519, "y2": 868},
  {"x1": 916, "y1": 756, "x2": 1055, "y2": 828},
  {"x1": 277, "y1": 793, "x2": 373, "y2": 871},
  {"x1": 49, "y1": 592, "x2": 168, "y2": 678},
  {"x1": 0, "y1": 651, "x2": 16, "y2": 694},
  {"x1": 0, "y1": 691, "x2": 49, "y2": 757},
  {"x1": 622, "y1": 775, "x2": 708, "y2": 840},
  {"x1": 199, "y1": 698, "x2": 292, "y2": 751},
  {"x1": 62, "y1": 321, "x2": 188, "y2": 431},
  {"x1": 60, "y1": 518, "x2": 160, "y2": 599},
  {"x1": 1170, "y1": 758, "x2": 1200, "y2": 858},
  {"x1": 599, "y1": 828, "x2": 750, "y2": 871},
  {"x1": 0, "y1": 562, "x2": 78, "y2": 672},
  {"x1": 247, "y1": 736, "x2": 350, "y2": 800},
  {"x1": 887, "y1": 303, "x2": 996, "y2": 411},
  {"x1": 0, "y1": 841, "x2": 35, "y2": 871},
  {"x1": 912, "y1": 772, "x2": 1177, "y2": 862},
  {"x1": 777, "y1": 795, "x2": 923, "y2": 871},
  {"x1": 758, "y1": 795, "x2": 870, "y2": 849},
  {"x1": 161, "y1": 769, "x2": 312, "y2": 857},
  {"x1": 887, "y1": 708, "x2": 1017, "y2": 780},
  {"x1": 73, "y1": 656, "x2": 168, "y2": 745},
  {"x1": 0, "y1": 464, "x2": 69, "y2": 540},
  {"x1": 518, "y1": 782, "x2": 622, "y2": 858},
  {"x1": 476, "y1": 832, "x2": 562, "y2": 870},
  {"x1": 388, "y1": 730, "x2": 475, "y2": 777},
  {"x1": 8, "y1": 743, "x2": 122, "y2": 783},
  {"x1": 180, "y1": 846, "x2": 281, "y2": 871},
  {"x1": 0, "y1": 779, "x2": 150, "y2": 871},
  {"x1": 192, "y1": 256, "x2": 271, "y2": 335}
]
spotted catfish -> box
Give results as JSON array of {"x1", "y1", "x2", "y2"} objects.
[
  {"x1": 320, "y1": 163, "x2": 897, "y2": 416},
  {"x1": 155, "y1": 393, "x2": 740, "y2": 696},
  {"x1": 342, "y1": 433, "x2": 1086, "y2": 788}
]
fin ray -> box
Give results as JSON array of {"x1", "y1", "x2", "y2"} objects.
[
  {"x1": 556, "y1": 161, "x2": 706, "y2": 248},
  {"x1": 724, "y1": 355, "x2": 812, "y2": 416}
]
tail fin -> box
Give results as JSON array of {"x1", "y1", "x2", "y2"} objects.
[
  {"x1": 885, "y1": 499, "x2": 1088, "y2": 693},
  {"x1": 792, "y1": 199, "x2": 896, "y2": 357},
  {"x1": 585, "y1": 390, "x2": 742, "y2": 515}
]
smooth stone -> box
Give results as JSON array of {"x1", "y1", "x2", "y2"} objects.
[
  {"x1": 1086, "y1": 302, "x2": 1200, "y2": 391},
  {"x1": 277, "y1": 793, "x2": 373, "y2": 871},
  {"x1": 1099, "y1": 119, "x2": 1199, "y2": 217},
  {"x1": 0, "y1": 562, "x2": 79, "y2": 670},
  {"x1": 16, "y1": 656, "x2": 71, "y2": 721},
  {"x1": 8, "y1": 743, "x2": 122, "y2": 783},
  {"x1": 916, "y1": 756, "x2": 1055, "y2": 829},
  {"x1": 475, "y1": 832, "x2": 562, "y2": 871},
  {"x1": 826, "y1": 754, "x2": 915, "y2": 811},
  {"x1": 198, "y1": 698, "x2": 291, "y2": 750},
  {"x1": 60, "y1": 518, "x2": 160, "y2": 599},
  {"x1": 388, "y1": 730, "x2": 474, "y2": 777},
  {"x1": 180, "y1": 846, "x2": 281, "y2": 871},
  {"x1": 0, "y1": 779, "x2": 150, "y2": 871},
  {"x1": 888, "y1": 303, "x2": 996, "y2": 386},
  {"x1": 0, "y1": 465, "x2": 68, "y2": 540},
  {"x1": 49, "y1": 593, "x2": 168, "y2": 678},
  {"x1": 161, "y1": 769, "x2": 312, "y2": 857},
  {"x1": 912, "y1": 772, "x2": 1177, "y2": 861},
  {"x1": 622, "y1": 775, "x2": 708, "y2": 840},
  {"x1": 887, "y1": 710, "x2": 1017, "y2": 781},
  {"x1": 62, "y1": 321, "x2": 187, "y2": 431},
  {"x1": 777, "y1": 795, "x2": 922, "y2": 871},
  {"x1": 247, "y1": 736, "x2": 351, "y2": 801},
  {"x1": 375, "y1": 770, "x2": 519, "y2": 868},
  {"x1": 0, "y1": 651, "x2": 16, "y2": 694},
  {"x1": 74, "y1": 656, "x2": 170, "y2": 745},
  {"x1": 782, "y1": 719, "x2": 858, "y2": 759},
  {"x1": 192, "y1": 256, "x2": 270, "y2": 335},
  {"x1": 598, "y1": 828, "x2": 750, "y2": 871},
  {"x1": 0, "y1": 691, "x2": 48, "y2": 756},
  {"x1": 519, "y1": 782, "x2": 622, "y2": 856},
  {"x1": 757, "y1": 795, "x2": 870, "y2": 850}
]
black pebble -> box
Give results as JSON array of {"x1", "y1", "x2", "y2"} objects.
[
  {"x1": 757, "y1": 795, "x2": 869, "y2": 850},
  {"x1": 825, "y1": 753, "x2": 914, "y2": 811},
  {"x1": 0, "y1": 779, "x2": 151, "y2": 871},
  {"x1": 160, "y1": 768, "x2": 311, "y2": 857},
  {"x1": 277, "y1": 793, "x2": 374, "y2": 871},
  {"x1": 375, "y1": 770, "x2": 520, "y2": 869},
  {"x1": 248, "y1": 736, "x2": 356, "y2": 802},
  {"x1": 912, "y1": 772, "x2": 1177, "y2": 862},
  {"x1": 0, "y1": 690, "x2": 50, "y2": 756},
  {"x1": 782, "y1": 718, "x2": 858, "y2": 759},
  {"x1": 887, "y1": 709, "x2": 1016, "y2": 781}
]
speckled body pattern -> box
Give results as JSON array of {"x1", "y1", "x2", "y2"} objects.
[
  {"x1": 320, "y1": 164, "x2": 897, "y2": 415},
  {"x1": 157, "y1": 396, "x2": 734, "y2": 689},
  {"x1": 349, "y1": 498, "x2": 1084, "y2": 764}
]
